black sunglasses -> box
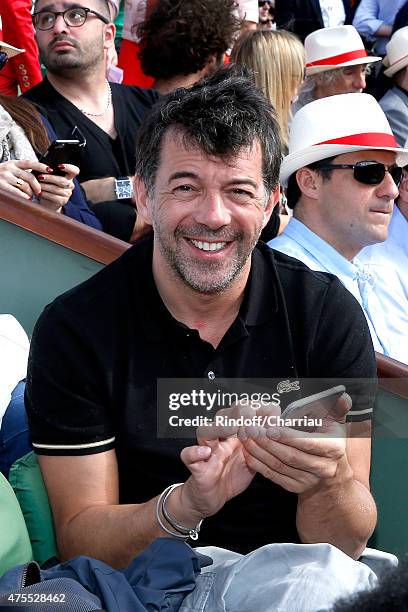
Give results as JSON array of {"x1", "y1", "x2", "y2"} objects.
[
  {"x1": 0, "y1": 51, "x2": 8, "y2": 71},
  {"x1": 258, "y1": 1, "x2": 273, "y2": 6},
  {"x1": 317, "y1": 161, "x2": 403, "y2": 187}
]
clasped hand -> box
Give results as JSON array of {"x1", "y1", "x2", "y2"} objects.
[{"x1": 180, "y1": 396, "x2": 351, "y2": 520}]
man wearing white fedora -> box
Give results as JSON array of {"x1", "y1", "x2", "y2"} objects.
[
  {"x1": 292, "y1": 25, "x2": 381, "y2": 114},
  {"x1": 379, "y1": 26, "x2": 408, "y2": 146},
  {"x1": 270, "y1": 92, "x2": 408, "y2": 365}
]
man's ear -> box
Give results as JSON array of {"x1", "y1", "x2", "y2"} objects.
[
  {"x1": 295, "y1": 167, "x2": 321, "y2": 200},
  {"x1": 103, "y1": 23, "x2": 116, "y2": 48},
  {"x1": 262, "y1": 184, "x2": 280, "y2": 227},
  {"x1": 399, "y1": 170, "x2": 408, "y2": 199},
  {"x1": 134, "y1": 175, "x2": 153, "y2": 225}
]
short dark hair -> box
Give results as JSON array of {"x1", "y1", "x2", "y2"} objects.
[
  {"x1": 135, "y1": 65, "x2": 283, "y2": 196},
  {"x1": 286, "y1": 157, "x2": 336, "y2": 209},
  {"x1": 136, "y1": 0, "x2": 240, "y2": 80},
  {"x1": 333, "y1": 557, "x2": 408, "y2": 611},
  {"x1": 33, "y1": 0, "x2": 111, "y2": 19}
]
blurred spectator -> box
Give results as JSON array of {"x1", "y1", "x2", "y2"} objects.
[
  {"x1": 137, "y1": 0, "x2": 240, "y2": 95},
  {"x1": 293, "y1": 25, "x2": 380, "y2": 113},
  {"x1": 238, "y1": 0, "x2": 259, "y2": 31},
  {"x1": 0, "y1": 0, "x2": 42, "y2": 96},
  {"x1": 118, "y1": 0, "x2": 257, "y2": 86},
  {"x1": 117, "y1": 0, "x2": 155, "y2": 88},
  {"x1": 379, "y1": 26, "x2": 408, "y2": 145},
  {"x1": 270, "y1": 93, "x2": 408, "y2": 363},
  {"x1": 233, "y1": 29, "x2": 304, "y2": 152},
  {"x1": 352, "y1": 0, "x2": 405, "y2": 55},
  {"x1": 275, "y1": 0, "x2": 354, "y2": 42},
  {"x1": 258, "y1": 0, "x2": 275, "y2": 30},
  {"x1": 393, "y1": 0, "x2": 408, "y2": 33},
  {"x1": 233, "y1": 28, "x2": 304, "y2": 237}
]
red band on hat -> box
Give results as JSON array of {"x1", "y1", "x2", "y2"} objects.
[
  {"x1": 315, "y1": 132, "x2": 399, "y2": 148},
  {"x1": 306, "y1": 48, "x2": 368, "y2": 67}
]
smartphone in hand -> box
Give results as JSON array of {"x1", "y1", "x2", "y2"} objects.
[
  {"x1": 33, "y1": 139, "x2": 82, "y2": 177},
  {"x1": 281, "y1": 385, "x2": 347, "y2": 421}
]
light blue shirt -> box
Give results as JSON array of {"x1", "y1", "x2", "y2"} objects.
[
  {"x1": 269, "y1": 218, "x2": 408, "y2": 364},
  {"x1": 357, "y1": 206, "x2": 408, "y2": 300},
  {"x1": 352, "y1": 0, "x2": 405, "y2": 55}
]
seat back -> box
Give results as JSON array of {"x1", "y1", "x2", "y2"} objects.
[
  {"x1": 9, "y1": 452, "x2": 58, "y2": 567},
  {"x1": 0, "y1": 189, "x2": 128, "y2": 334},
  {"x1": 0, "y1": 472, "x2": 32, "y2": 577}
]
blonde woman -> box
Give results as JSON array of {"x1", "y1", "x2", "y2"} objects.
[{"x1": 232, "y1": 29, "x2": 304, "y2": 152}]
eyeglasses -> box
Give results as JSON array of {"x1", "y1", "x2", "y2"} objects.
[
  {"x1": 0, "y1": 52, "x2": 8, "y2": 71},
  {"x1": 258, "y1": 1, "x2": 273, "y2": 6},
  {"x1": 32, "y1": 7, "x2": 109, "y2": 30},
  {"x1": 317, "y1": 161, "x2": 403, "y2": 187}
]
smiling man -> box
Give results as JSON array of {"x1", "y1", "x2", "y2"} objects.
[
  {"x1": 270, "y1": 92, "x2": 408, "y2": 364},
  {"x1": 26, "y1": 68, "x2": 381, "y2": 610}
]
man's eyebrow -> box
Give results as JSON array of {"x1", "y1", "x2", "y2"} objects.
[
  {"x1": 35, "y1": 2, "x2": 86, "y2": 11},
  {"x1": 167, "y1": 173, "x2": 258, "y2": 188},
  {"x1": 168, "y1": 171, "x2": 199, "y2": 183},
  {"x1": 225, "y1": 178, "x2": 258, "y2": 189}
]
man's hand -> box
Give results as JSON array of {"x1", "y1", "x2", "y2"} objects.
[
  {"x1": 241, "y1": 395, "x2": 350, "y2": 494},
  {"x1": 179, "y1": 404, "x2": 258, "y2": 521}
]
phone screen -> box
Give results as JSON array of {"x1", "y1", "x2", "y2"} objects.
[{"x1": 281, "y1": 385, "x2": 347, "y2": 420}]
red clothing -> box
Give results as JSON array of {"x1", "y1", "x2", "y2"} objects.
[
  {"x1": 118, "y1": 39, "x2": 155, "y2": 88},
  {"x1": 0, "y1": 0, "x2": 43, "y2": 96}
]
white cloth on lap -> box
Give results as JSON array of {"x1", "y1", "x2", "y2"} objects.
[
  {"x1": 180, "y1": 543, "x2": 382, "y2": 612},
  {"x1": 0, "y1": 315, "x2": 29, "y2": 427}
]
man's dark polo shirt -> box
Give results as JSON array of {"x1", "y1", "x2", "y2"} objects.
[{"x1": 26, "y1": 237, "x2": 376, "y2": 554}]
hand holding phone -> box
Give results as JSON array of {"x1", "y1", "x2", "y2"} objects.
[
  {"x1": 281, "y1": 385, "x2": 348, "y2": 422},
  {"x1": 33, "y1": 140, "x2": 83, "y2": 178}
]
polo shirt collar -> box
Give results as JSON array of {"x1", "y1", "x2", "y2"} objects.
[
  {"x1": 135, "y1": 237, "x2": 280, "y2": 342},
  {"x1": 239, "y1": 243, "x2": 279, "y2": 327}
]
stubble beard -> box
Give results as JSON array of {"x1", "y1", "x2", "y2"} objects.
[
  {"x1": 40, "y1": 37, "x2": 105, "y2": 77},
  {"x1": 155, "y1": 223, "x2": 262, "y2": 294}
]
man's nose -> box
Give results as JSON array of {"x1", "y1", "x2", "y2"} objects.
[
  {"x1": 194, "y1": 194, "x2": 232, "y2": 229},
  {"x1": 377, "y1": 170, "x2": 400, "y2": 200},
  {"x1": 354, "y1": 71, "x2": 366, "y2": 91},
  {"x1": 52, "y1": 13, "x2": 69, "y2": 34}
]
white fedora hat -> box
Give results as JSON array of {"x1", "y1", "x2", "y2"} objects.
[
  {"x1": 383, "y1": 26, "x2": 408, "y2": 77},
  {"x1": 305, "y1": 25, "x2": 381, "y2": 76},
  {"x1": 0, "y1": 17, "x2": 24, "y2": 59},
  {"x1": 280, "y1": 93, "x2": 408, "y2": 186}
]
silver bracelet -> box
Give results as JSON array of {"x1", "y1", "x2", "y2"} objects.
[
  {"x1": 155, "y1": 485, "x2": 187, "y2": 539},
  {"x1": 156, "y1": 483, "x2": 203, "y2": 541},
  {"x1": 162, "y1": 483, "x2": 203, "y2": 541}
]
